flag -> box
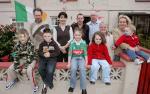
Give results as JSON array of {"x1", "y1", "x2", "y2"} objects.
[{"x1": 14, "y1": 1, "x2": 47, "y2": 22}]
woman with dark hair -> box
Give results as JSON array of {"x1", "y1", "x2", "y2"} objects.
[
  {"x1": 53, "y1": 12, "x2": 73, "y2": 62},
  {"x1": 88, "y1": 32, "x2": 112, "y2": 85}
]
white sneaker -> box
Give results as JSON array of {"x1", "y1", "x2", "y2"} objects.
[
  {"x1": 134, "y1": 58, "x2": 144, "y2": 65},
  {"x1": 147, "y1": 57, "x2": 150, "y2": 63},
  {"x1": 33, "y1": 86, "x2": 38, "y2": 94}
]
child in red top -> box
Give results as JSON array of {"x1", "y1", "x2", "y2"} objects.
[
  {"x1": 88, "y1": 32, "x2": 112, "y2": 85},
  {"x1": 114, "y1": 25, "x2": 150, "y2": 64}
]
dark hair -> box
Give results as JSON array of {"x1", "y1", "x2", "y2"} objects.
[
  {"x1": 77, "y1": 13, "x2": 84, "y2": 18},
  {"x1": 33, "y1": 8, "x2": 43, "y2": 15},
  {"x1": 92, "y1": 31, "x2": 106, "y2": 44},
  {"x1": 58, "y1": 12, "x2": 68, "y2": 18},
  {"x1": 18, "y1": 28, "x2": 29, "y2": 37},
  {"x1": 43, "y1": 28, "x2": 52, "y2": 34}
]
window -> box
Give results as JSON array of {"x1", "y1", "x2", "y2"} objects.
[
  {"x1": 50, "y1": 16, "x2": 59, "y2": 26},
  {"x1": 11, "y1": 18, "x2": 24, "y2": 29}
]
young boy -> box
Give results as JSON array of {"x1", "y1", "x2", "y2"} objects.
[
  {"x1": 113, "y1": 25, "x2": 150, "y2": 64},
  {"x1": 67, "y1": 30, "x2": 87, "y2": 94},
  {"x1": 6, "y1": 29, "x2": 38, "y2": 94},
  {"x1": 38, "y1": 28, "x2": 60, "y2": 94}
]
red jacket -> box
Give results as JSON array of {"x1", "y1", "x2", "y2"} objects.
[
  {"x1": 115, "y1": 34, "x2": 140, "y2": 47},
  {"x1": 88, "y1": 43, "x2": 112, "y2": 65}
]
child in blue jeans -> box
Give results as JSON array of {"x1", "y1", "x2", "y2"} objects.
[
  {"x1": 88, "y1": 32, "x2": 112, "y2": 85},
  {"x1": 67, "y1": 30, "x2": 87, "y2": 94},
  {"x1": 113, "y1": 25, "x2": 150, "y2": 64}
]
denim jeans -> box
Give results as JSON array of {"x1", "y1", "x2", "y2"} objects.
[
  {"x1": 70, "y1": 57, "x2": 86, "y2": 90},
  {"x1": 124, "y1": 49, "x2": 150, "y2": 61},
  {"x1": 90, "y1": 59, "x2": 111, "y2": 83},
  {"x1": 38, "y1": 58, "x2": 56, "y2": 87}
]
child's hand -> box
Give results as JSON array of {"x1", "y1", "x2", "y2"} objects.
[
  {"x1": 129, "y1": 47, "x2": 136, "y2": 51},
  {"x1": 67, "y1": 63, "x2": 71, "y2": 69},
  {"x1": 44, "y1": 52, "x2": 50, "y2": 57},
  {"x1": 112, "y1": 46, "x2": 116, "y2": 50},
  {"x1": 21, "y1": 69, "x2": 27, "y2": 74},
  {"x1": 135, "y1": 46, "x2": 140, "y2": 51}
]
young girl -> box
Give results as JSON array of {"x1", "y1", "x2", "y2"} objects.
[
  {"x1": 6, "y1": 29, "x2": 38, "y2": 94},
  {"x1": 88, "y1": 32, "x2": 112, "y2": 85},
  {"x1": 67, "y1": 30, "x2": 87, "y2": 94},
  {"x1": 99, "y1": 22, "x2": 114, "y2": 60}
]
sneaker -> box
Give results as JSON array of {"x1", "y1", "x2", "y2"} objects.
[
  {"x1": 90, "y1": 81, "x2": 95, "y2": 85},
  {"x1": 134, "y1": 58, "x2": 144, "y2": 65},
  {"x1": 41, "y1": 84, "x2": 47, "y2": 94},
  {"x1": 6, "y1": 78, "x2": 18, "y2": 89},
  {"x1": 147, "y1": 57, "x2": 150, "y2": 63},
  {"x1": 68, "y1": 87, "x2": 74, "y2": 92},
  {"x1": 33, "y1": 86, "x2": 38, "y2": 94},
  {"x1": 82, "y1": 89, "x2": 87, "y2": 94},
  {"x1": 105, "y1": 82, "x2": 111, "y2": 85}
]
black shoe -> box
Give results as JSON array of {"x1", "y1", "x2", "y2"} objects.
[
  {"x1": 105, "y1": 82, "x2": 111, "y2": 85},
  {"x1": 49, "y1": 84, "x2": 54, "y2": 89},
  {"x1": 42, "y1": 84, "x2": 47, "y2": 94},
  {"x1": 82, "y1": 89, "x2": 87, "y2": 94},
  {"x1": 90, "y1": 81, "x2": 95, "y2": 84},
  {"x1": 68, "y1": 87, "x2": 74, "y2": 92}
]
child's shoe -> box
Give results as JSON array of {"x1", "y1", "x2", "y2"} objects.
[
  {"x1": 41, "y1": 84, "x2": 47, "y2": 94},
  {"x1": 82, "y1": 89, "x2": 87, "y2": 94},
  {"x1": 33, "y1": 86, "x2": 38, "y2": 94},
  {"x1": 147, "y1": 57, "x2": 150, "y2": 63},
  {"x1": 90, "y1": 81, "x2": 95, "y2": 85},
  {"x1": 6, "y1": 78, "x2": 18, "y2": 89},
  {"x1": 105, "y1": 82, "x2": 111, "y2": 85},
  {"x1": 68, "y1": 87, "x2": 74, "y2": 92},
  {"x1": 134, "y1": 58, "x2": 144, "y2": 65}
]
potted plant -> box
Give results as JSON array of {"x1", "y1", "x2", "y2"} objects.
[{"x1": 0, "y1": 24, "x2": 16, "y2": 62}]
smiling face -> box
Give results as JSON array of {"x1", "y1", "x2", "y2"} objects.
[
  {"x1": 74, "y1": 30, "x2": 82, "y2": 42},
  {"x1": 77, "y1": 14, "x2": 84, "y2": 25},
  {"x1": 43, "y1": 32, "x2": 52, "y2": 43},
  {"x1": 99, "y1": 23, "x2": 107, "y2": 33},
  {"x1": 18, "y1": 34, "x2": 28, "y2": 44},
  {"x1": 34, "y1": 11, "x2": 42, "y2": 23},
  {"x1": 59, "y1": 15, "x2": 67, "y2": 25},
  {"x1": 118, "y1": 17, "x2": 128, "y2": 31}
]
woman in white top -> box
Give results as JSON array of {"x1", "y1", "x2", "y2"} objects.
[
  {"x1": 53, "y1": 12, "x2": 73, "y2": 62},
  {"x1": 99, "y1": 22, "x2": 114, "y2": 60}
]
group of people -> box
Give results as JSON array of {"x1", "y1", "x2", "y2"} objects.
[{"x1": 5, "y1": 8, "x2": 150, "y2": 94}]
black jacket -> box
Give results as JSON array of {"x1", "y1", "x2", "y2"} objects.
[{"x1": 38, "y1": 39, "x2": 60, "y2": 60}]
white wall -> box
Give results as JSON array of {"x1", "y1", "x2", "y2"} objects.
[{"x1": 0, "y1": 0, "x2": 150, "y2": 30}]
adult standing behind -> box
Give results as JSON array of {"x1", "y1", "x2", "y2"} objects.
[
  {"x1": 30, "y1": 8, "x2": 51, "y2": 49},
  {"x1": 53, "y1": 12, "x2": 73, "y2": 62},
  {"x1": 112, "y1": 15, "x2": 132, "y2": 61},
  {"x1": 71, "y1": 13, "x2": 90, "y2": 44},
  {"x1": 87, "y1": 12, "x2": 101, "y2": 42},
  {"x1": 100, "y1": 22, "x2": 114, "y2": 60}
]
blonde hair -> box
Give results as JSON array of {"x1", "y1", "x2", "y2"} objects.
[
  {"x1": 119, "y1": 15, "x2": 132, "y2": 25},
  {"x1": 128, "y1": 24, "x2": 136, "y2": 32}
]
